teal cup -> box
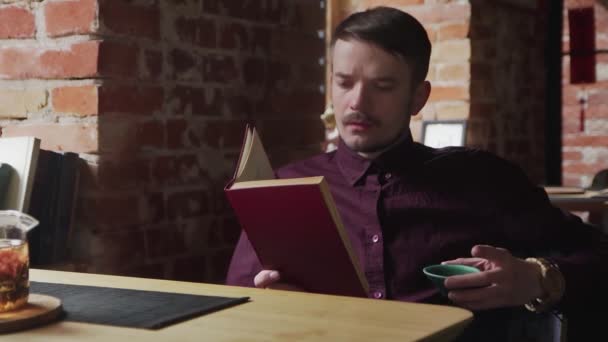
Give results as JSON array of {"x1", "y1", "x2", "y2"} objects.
[{"x1": 423, "y1": 264, "x2": 480, "y2": 296}]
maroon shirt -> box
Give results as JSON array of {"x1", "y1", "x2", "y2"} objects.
[{"x1": 226, "y1": 135, "x2": 608, "y2": 315}]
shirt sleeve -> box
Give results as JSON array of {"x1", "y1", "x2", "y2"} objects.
[
  {"x1": 489, "y1": 154, "x2": 608, "y2": 315},
  {"x1": 225, "y1": 231, "x2": 263, "y2": 287}
]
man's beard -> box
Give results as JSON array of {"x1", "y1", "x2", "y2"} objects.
[{"x1": 341, "y1": 102, "x2": 413, "y2": 154}]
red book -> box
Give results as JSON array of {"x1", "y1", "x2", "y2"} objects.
[{"x1": 225, "y1": 125, "x2": 369, "y2": 297}]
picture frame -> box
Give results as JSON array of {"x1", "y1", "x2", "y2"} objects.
[{"x1": 421, "y1": 120, "x2": 467, "y2": 148}]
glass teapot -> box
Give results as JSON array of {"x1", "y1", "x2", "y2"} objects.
[{"x1": 0, "y1": 210, "x2": 39, "y2": 312}]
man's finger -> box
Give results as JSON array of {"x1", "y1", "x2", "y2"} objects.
[
  {"x1": 254, "y1": 270, "x2": 280, "y2": 288},
  {"x1": 444, "y1": 269, "x2": 498, "y2": 290},
  {"x1": 441, "y1": 258, "x2": 485, "y2": 266},
  {"x1": 471, "y1": 245, "x2": 510, "y2": 262},
  {"x1": 448, "y1": 284, "x2": 501, "y2": 304}
]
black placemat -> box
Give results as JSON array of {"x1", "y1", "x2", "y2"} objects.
[{"x1": 31, "y1": 281, "x2": 249, "y2": 329}]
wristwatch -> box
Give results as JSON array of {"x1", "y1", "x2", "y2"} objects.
[{"x1": 524, "y1": 257, "x2": 566, "y2": 313}]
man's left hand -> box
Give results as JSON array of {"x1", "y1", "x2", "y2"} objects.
[{"x1": 442, "y1": 245, "x2": 544, "y2": 311}]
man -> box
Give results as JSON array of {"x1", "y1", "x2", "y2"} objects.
[{"x1": 227, "y1": 6, "x2": 607, "y2": 340}]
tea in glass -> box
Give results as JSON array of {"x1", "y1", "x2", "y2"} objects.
[
  {"x1": 0, "y1": 211, "x2": 38, "y2": 313},
  {"x1": 0, "y1": 238, "x2": 28, "y2": 312}
]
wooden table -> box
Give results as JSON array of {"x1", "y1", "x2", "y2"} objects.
[
  {"x1": 12, "y1": 269, "x2": 473, "y2": 341},
  {"x1": 547, "y1": 188, "x2": 608, "y2": 229}
]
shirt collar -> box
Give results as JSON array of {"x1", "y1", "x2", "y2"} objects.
[{"x1": 335, "y1": 133, "x2": 419, "y2": 186}]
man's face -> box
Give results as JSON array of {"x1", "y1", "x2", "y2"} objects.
[{"x1": 331, "y1": 39, "x2": 418, "y2": 154}]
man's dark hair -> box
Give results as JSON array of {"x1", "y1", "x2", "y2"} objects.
[{"x1": 332, "y1": 6, "x2": 431, "y2": 86}]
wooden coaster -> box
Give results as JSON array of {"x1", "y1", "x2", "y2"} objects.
[{"x1": 0, "y1": 294, "x2": 63, "y2": 333}]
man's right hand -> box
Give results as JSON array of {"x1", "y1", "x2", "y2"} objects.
[{"x1": 253, "y1": 270, "x2": 304, "y2": 291}]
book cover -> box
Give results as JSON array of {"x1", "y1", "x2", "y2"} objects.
[{"x1": 225, "y1": 125, "x2": 369, "y2": 297}]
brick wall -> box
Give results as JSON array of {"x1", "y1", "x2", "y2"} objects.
[
  {"x1": 332, "y1": 0, "x2": 548, "y2": 183},
  {"x1": 0, "y1": 0, "x2": 325, "y2": 282},
  {"x1": 562, "y1": 0, "x2": 608, "y2": 187}
]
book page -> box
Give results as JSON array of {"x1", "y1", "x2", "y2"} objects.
[{"x1": 235, "y1": 127, "x2": 275, "y2": 182}]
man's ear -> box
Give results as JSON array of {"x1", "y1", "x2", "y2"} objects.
[{"x1": 410, "y1": 81, "x2": 431, "y2": 117}]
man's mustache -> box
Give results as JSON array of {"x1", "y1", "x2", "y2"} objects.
[{"x1": 342, "y1": 112, "x2": 378, "y2": 125}]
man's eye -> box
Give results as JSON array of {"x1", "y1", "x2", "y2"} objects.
[
  {"x1": 375, "y1": 83, "x2": 395, "y2": 91},
  {"x1": 336, "y1": 80, "x2": 352, "y2": 88}
]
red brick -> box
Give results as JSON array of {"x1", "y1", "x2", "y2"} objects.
[
  {"x1": 99, "y1": 85, "x2": 164, "y2": 115},
  {"x1": 275, "y1": 31, "x2": 324, "y2": 64},
  {"x1": 256, "y1": 89, "x2": 324, "y2": 117},
  {"x1": 0, "y1": 6, "x2": 35, "y2": 38},
  {"x1": 175, "y1": 17, "x2": 197, "y2": 44},
  {"x1": 562, "y1": 174, "x2": 584, "y2": 187},
  {"x1": 298, "y1": 64, "x2": 324, "y2": 85},
  {"x1": 563, "y1": 135, "x2": 608, "y2": 146},
  {"x1": 99, "y1": 0, "x2": 160, "y2": 40},
  {"x1": 438, "y1": 22, "x2": 470, "y2": 41},
  {"x1": 425, "y1": 26, "x2": 437, "y2": 43},
  {"x1": 152, "y1": 154, "x2": 207, "y2": 186},
  {"x1": 0, "y1": 41, "x2": 99, "y2": 79},
  {"x1": 203, "y1": 55, "x2": 238, "y2": 83},
  {"x1": 259, "y1": 118, "x2": 324, "y2": 149},
  {"x1": 136, "y1": 120, "x2": 165, "y2": 149},
  {"x1": 588, "y1": 88, "x2": 608, "y2": 106},
  {"x1": 223, "y1": 91, "x2": 253, "y2": 117},
  {"x1": 429, "y1": 85, "x2": 469, "y2": 101},
  {"x1": 563, "y1": 117, "x2": 582, "y2": 134},
  {"x1": 563, "y1": 150, "x2": 583, "y2": 162},
  {"x1": 438, "y1": 64, "x2": 469, "y2": 82},
  {"x1": 92, "y1": 158, "x2": 151, "y2": 190},
  {"x1": 198, "y1": 17, "x2": 217, "y2": 48},
  {"x1": 203, "y1": 120, "x2": 248, "y2": 149},
  {"x1": 52, "y1": 85, "x2": 98, "y2": 116},
  {"x1": 166, "y1": 119, "x2": 189, "y2": 148},
  {"x1": 202, "y1": 0, "x2": 220, "y2": 13},
  {"x1": 1, "y1": 123, "x2": 97, "y2": 152},
  {"x1": 563, "y1": 162, "x2": 608, "y2": 174},
  {"x1": 266, "y1": 60, "x2": 291, "y2": 88},
  {"x1": 221, "y1": 0, "x2": 283, "y2": 22},
  {"x1": 170, "y1": 48, "x2": 199, "y2": 80},
  {"x1": 404, "y1": 3, "x2": 471, "y2": 24},
  {"x1": 167, "y1": 86, "x2": 224, "y2": 116},
  {"x1": 587, "y1": 105, "x2": 608, "y2": 119},
  {"x1": 40, "y1": 41, "x2": 99, "y2": 78},
  {"x1": 563, "y1": 85, "x2": 582, "y2": 106},
  {"x1": 219, "y1": 21, "x2": 249, "y2": 50},
  {"x1": 289, "y1": 0, "x2": 324, "y2": 31},
  {"x1": 141, "y1": 192, "x2": 165, "y2": 224},
  {"x1": 142, "y1": 49, "x2": 163, "y2": 80},
  {"x1": 167, "y1": 189, "x2": 209, "y2": 219},
  {"x1": 98, "y1": 41, "x2": 138, "y2": 78},
  {"x1": 565, "y1": 0, "x2": 594, "y2": 9},
  {"x1": 145, "y1": 224, "x2": 186, "y2": 259},
  {"x1": 252, "y1": 27, "x2": 272, "y2": 55},
  {"x1": 45, "y1": 0, "x2": 97, "y2": 37},
  {"x1": 243, "y1": 57, "x2": 266, "y2": 85}
]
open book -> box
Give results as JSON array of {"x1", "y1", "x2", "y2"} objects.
[{"x1": 225, "y1": 125, "x2": 369, "y2": 297}]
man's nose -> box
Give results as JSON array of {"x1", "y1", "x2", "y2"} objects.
[{"x1": 349, "y1": 84, "x2": 369, "y2": 112}]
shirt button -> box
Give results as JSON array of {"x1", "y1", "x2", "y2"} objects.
[
  {"x1": 384, "y1": 173, "x2": 392, "y2": 180},
  {"x1": 373, "y1": 291, "x2": 383, "y2": 299},
  {"x1": 371, "y1": 234, "x2": 380, "y2": 243}
]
